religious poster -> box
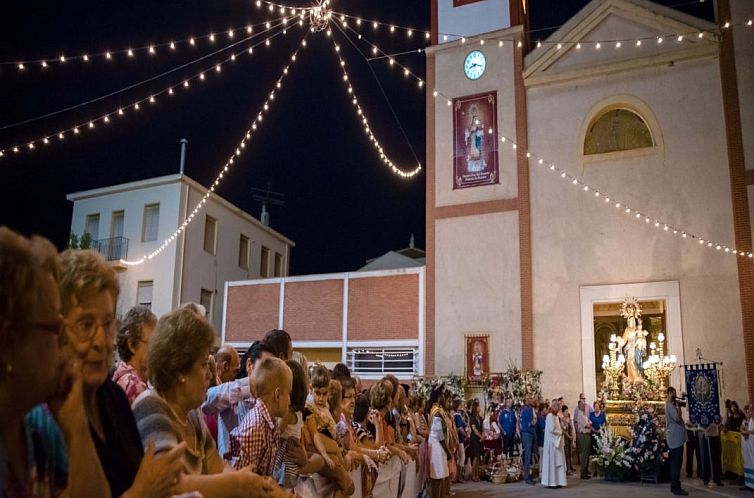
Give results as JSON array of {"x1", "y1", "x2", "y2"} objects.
[
  {"x1": 465, "y1": 334, "x2": 490, "y2": 384},
  {"x1": 684, "y1": 363, "x2": 721, "y2": 428},
  {"x1": 453, "y1": 92, "x2": 499, "y2": 189}
]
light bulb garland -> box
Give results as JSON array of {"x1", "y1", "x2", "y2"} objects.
[
  {"x1": 340, "y1": 19, "x2": 752, "y2": 260},
  {"x1": 328, "y1": 33, "x2": 421, "y2": 178},
  {"x1": 121, "y1": 34, "x2": 308, "y2": 266},
  {"x1": 4, "y1": 15, "x2": 291, "y2": 73},
  {"x1": 491, "y1": 134, "x2": 752, "y2": 259},
  {"x1": 0, "y1": 18, "x2": 297, "y2": 158},
  {"x1": 329, "y1": 10, "x2": 431, "y2": 40},
  {"x1": 328, "y1": 7, "x2": 752, "y2": 53},
  {"x1": 339, "y1": 23, "x2": 426, "y2": 90}
]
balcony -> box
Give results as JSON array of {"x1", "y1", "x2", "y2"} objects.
[{"x1": 93, "y1": 237, "x2": 129, "y2": 271}]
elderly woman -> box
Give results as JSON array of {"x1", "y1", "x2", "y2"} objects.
[
  {"x1": 0, "y1": 228, "x2": 109, "y2": 497},
  {"x1": 60, "y1": 249, "x2": 186, "y2": 497},
  {"x1": 113, "y1": 305, "x2": 157, "y2": 405},
  {"x1": 133, "y1": 307, "x2": 287, "y2": 498}
]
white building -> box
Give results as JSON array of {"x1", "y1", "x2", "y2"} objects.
[
  {"x1": 67, "y1": 173, "x2": 294, "y2": 335},
  {"x1": 425, "y1": 0, "x2": 754, "y2": 403}
]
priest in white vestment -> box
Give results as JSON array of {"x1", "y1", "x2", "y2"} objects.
[{"x1": 541, "y1": 401, "x2": 567, "y2": 488}]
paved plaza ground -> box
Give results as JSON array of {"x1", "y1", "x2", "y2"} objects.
[{"x1": 452, "y1": 478, "x2": 753, "y2": 497}]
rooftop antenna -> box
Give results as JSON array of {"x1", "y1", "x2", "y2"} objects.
[
  {"x1": 179, "y1": 138, "x2": 188, "y2": 175},
  {"x1": 251, "y1": 182, "x2": 285, "y2": 226}
]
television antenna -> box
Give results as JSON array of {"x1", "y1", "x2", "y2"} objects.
[{"x1": 251, "y1": 182, "x2": 285, "y2": 227}]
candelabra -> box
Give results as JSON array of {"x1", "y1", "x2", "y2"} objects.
[
  {"x1": 642, "y1": 332, "x2": 677, "y2": 397},
  {"x1": 602, "y1": 334, "x2": 626, "y2": 400}
]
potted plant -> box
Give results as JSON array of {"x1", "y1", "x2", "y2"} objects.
[
  {"x1": 629, "y1": 404, "x2": 669, "y2": 482},
  {"x1": 591, "y1": 427, "x2": 633, "y2": 481}
]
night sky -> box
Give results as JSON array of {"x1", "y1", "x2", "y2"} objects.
[{"x1": 0, "y1": 0, "x2": 713, "y2": 275}]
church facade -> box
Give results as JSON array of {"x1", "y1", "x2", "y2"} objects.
[{"x1": 425, "y1": 0, "x2": 754, "y2": 403}]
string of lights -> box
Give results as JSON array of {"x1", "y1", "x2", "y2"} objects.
[
  {"x1": 254, "y1": 0, "x2": 317, "y2": 16},
  {"x1": 5, "y1": 15, "x2": 291, "y2": 72},
  {"x1": 495, "y1": 134, "x2": 754, "y2": 259},
  {"x1": 328, "y1": 8, "x2": 752, "y2": 49},
  {"x1": 342, "y1": 23, "x2": 752, "y2": 260},
  {"x1": 340, "y1": 23, "x2": 426, "y2": 91},
  {"x1": 0, "y1": 19, "x2": 298, "y2": 159},
  {"x1": 121, "y1": 33, "x2": 309, "y2": 265},
  {"x1": 329, "y1": 10, "x2": 431, "y2": 41},
  {"x1": 326, "y1": 28, "x2": 422, "y2": 178},
  {"x1": 0, "y1": 19, "x2": 293, "y2": 133}
]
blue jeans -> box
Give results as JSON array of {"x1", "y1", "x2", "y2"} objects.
[{"x1": 522, "y1": 432, "x2": 535, "y2": 481}]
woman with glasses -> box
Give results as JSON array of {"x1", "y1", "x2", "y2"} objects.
[
  {"x1": 113, "y1": 305, "x2": 157, "y2": 405},
  {"x1": 0, "y1": 228, "x2": 111, "y2": 497},
  {"x1": 133, "y1": 307, "x2": 287, "y2": 498},
  {"x1": 60, "y1": 249, "x2": 186, "y2": 498}
]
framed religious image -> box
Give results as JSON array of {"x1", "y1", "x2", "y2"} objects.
[
  {"x1": 453, "y1": 92, "x2": 499, "y2": 189},
  {"x1": 465, "y1": 334, "x2": 490, "y2": 384}
]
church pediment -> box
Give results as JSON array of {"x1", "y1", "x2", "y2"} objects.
[{"x1": 523, "y1": 0, "x2": 718, "y2": 86}]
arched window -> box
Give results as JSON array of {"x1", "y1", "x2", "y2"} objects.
[{"x1": 583, "y1": 108, "x2": 654, "y2": 156}]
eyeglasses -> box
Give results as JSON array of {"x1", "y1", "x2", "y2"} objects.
[{"x1": 68, "y1": 316, "x2": 116, "y2": 342}]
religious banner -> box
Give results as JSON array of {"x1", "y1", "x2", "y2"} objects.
[
  {"x1": 464, "y1": 334, "x2": 490, "y2": 384},
  {"x1": 684, "y1": 363, "x2": 720, "y2": 428},
  {"x1": 453, "y1": 92, "x2": 499, "y2": 189}
]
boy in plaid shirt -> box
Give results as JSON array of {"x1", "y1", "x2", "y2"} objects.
[{"x1": 229, "y1": 357, "x2": 292, "y2": 475}]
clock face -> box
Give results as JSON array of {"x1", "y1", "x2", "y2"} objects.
[{"x1": 464, "y1": 50, "x2": 486, "y2": 80}]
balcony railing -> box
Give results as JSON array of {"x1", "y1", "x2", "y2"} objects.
[
  {"x1": 93, "y1": 236, "x2": 129, "y2": 261},
  {"x1": 346, "y1": 348, "x2": 418, "y2": 377}
]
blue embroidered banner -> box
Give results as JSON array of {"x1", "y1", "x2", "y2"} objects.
[{"x1": 684, "y1": 363, "x2": 720, "y2": 428}]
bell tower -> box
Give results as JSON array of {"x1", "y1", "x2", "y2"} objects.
[{"x1": 425, "y1": 0, "x2": 532, "y2": 377}]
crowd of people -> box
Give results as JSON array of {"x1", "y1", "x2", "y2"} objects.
[
  {"x1": 4, "y1": 226, "x2": 754, "y2": 498},
  {"x1": 441, "y1": 392, "x2": 605, "y2": 489},
  {"x1": 0, "y1": 227, "x2": 437, "y2": 497}
]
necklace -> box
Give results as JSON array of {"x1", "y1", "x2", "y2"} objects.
[{"x1": 157, "y1": 391, "x2": 189, "y2": 428}]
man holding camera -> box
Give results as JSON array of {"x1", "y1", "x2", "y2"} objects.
[{"x1": 666, "y1": 386, "x2": 689, "y2": 495}]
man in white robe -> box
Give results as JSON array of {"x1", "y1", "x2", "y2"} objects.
[{"x1": 541, "y1": 401, "x2": 567, "y2": 488}]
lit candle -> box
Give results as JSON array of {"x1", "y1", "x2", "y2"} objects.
[
  {"x1": 650, "y1": 342, "x2": 656, "y2": 350},
  {"x1": 603, "y1": 354, "x2": 610, "y2": 364},
  {"x1": 610, "y1": 334, "x2": 617, "y2": 343},
  {"x1": 658, "y1": 333, "x2": 665, "y2": 342},
  {"x1": 618, "y1": 354, "x2": 625, "y2": 364}
]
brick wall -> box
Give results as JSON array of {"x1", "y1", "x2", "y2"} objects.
[
  {"x1": 225, "y1": 283, "x2": 280, "y2": 342},
  {"x1": 283, "y1": 279, "x2": 343, "y2": 341},
  {"x1": 718, "y1": 0, "x2": 754, "y2": 400},
  {"x1": 224, "y1": 272, "x2": 421, "y2": 345},
  {"x1": 347, "y1": 275, "x2": 419, "y2": 341}
]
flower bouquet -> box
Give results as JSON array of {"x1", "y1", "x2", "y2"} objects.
[
  {"x1": 621, "y1": 378, "x2": 661, "y2": 403},
  {"x1": 629, "y1": 404, "x2": 669, "y2": 482},
  {"x1": 591, "y1": 427, "x2": 633, "y2": 481}
]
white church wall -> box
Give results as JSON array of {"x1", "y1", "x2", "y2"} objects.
[
  {"x1": 526, "y1": 57, "x2": 747, "y2": 404},
  {"x1": 435, "y1": 211, "x2": 522, "y2": 376}
]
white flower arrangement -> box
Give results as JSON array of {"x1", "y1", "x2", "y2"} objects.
[{"x1": 591, "y1": 427, "x2": 634, "y2": 472}]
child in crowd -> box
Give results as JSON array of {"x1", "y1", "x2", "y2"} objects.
[
  {"x1": 305, "y1": 365, "x2": 355, "y2": 498},
  {"x1": 275, "y1": 360, "x2": 323, "y2": 489},
  {"x1": 228, "y1": 357, "x2": 292, "y2": 475}
]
